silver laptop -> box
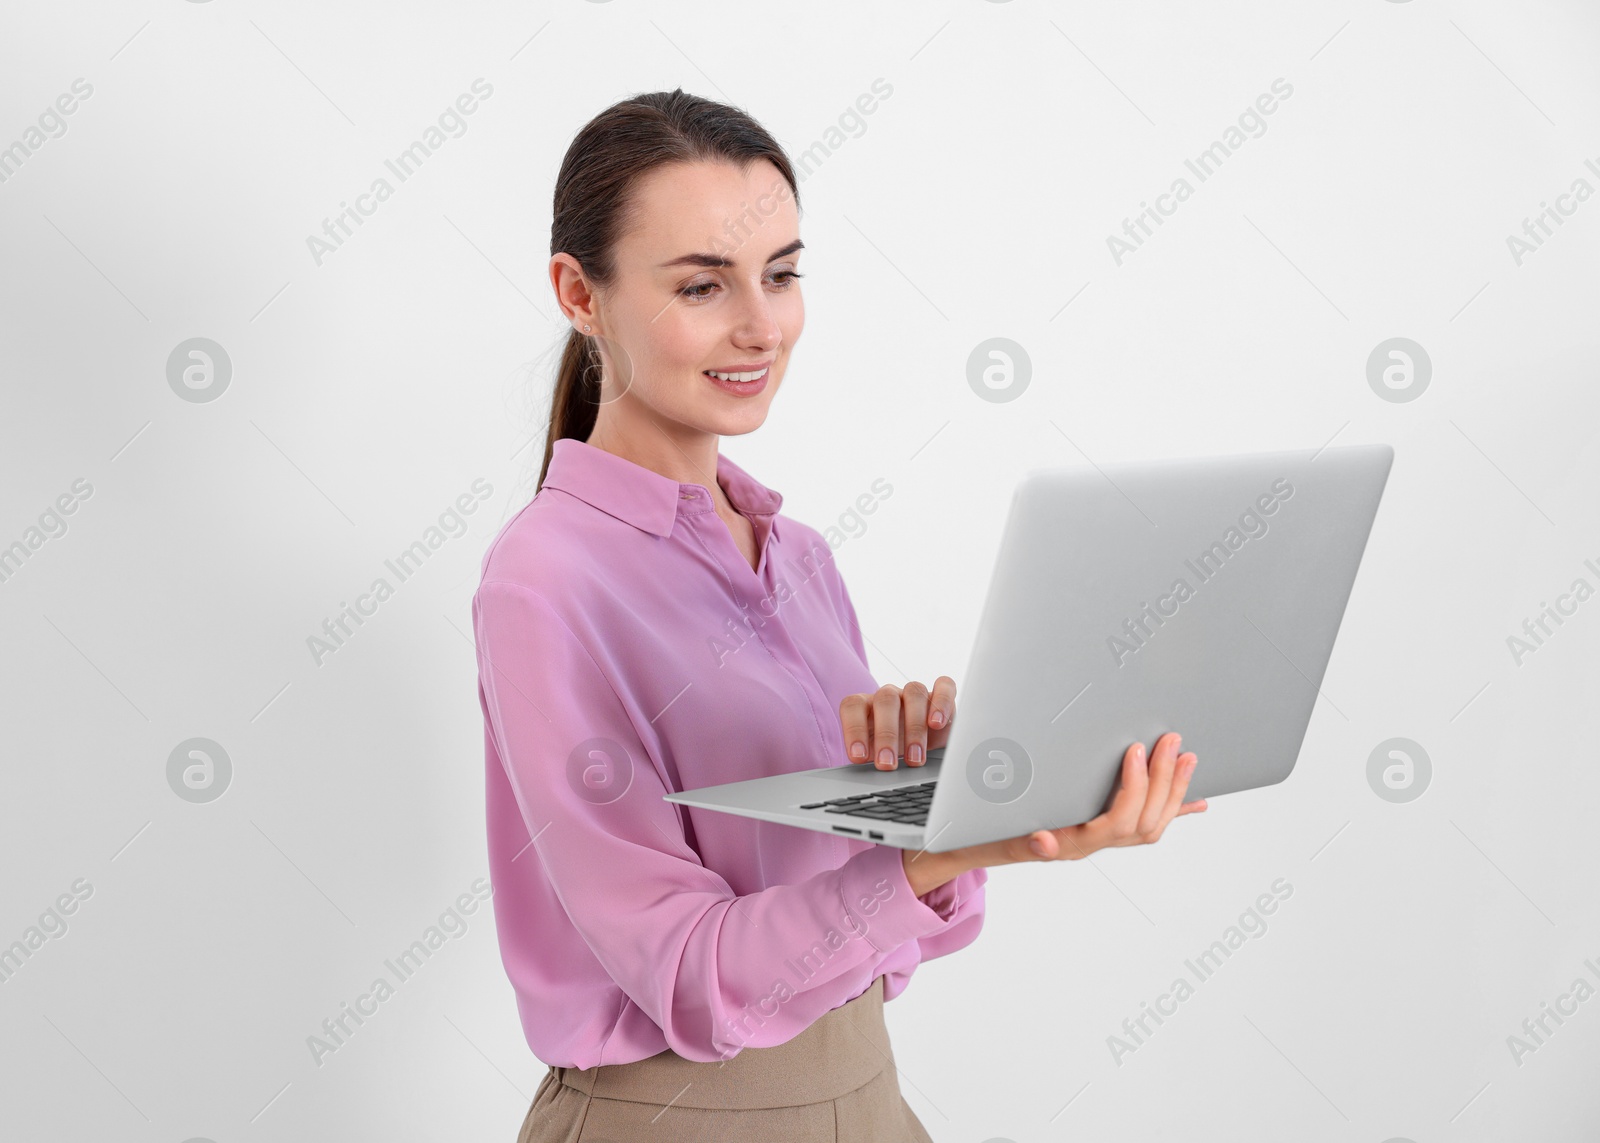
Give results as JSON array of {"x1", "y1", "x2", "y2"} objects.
[{"x1": 664, "y1": 442, "x2": 1394, "y2": 854}]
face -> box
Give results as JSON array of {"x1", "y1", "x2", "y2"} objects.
[{"x1": 553, "y1": 158, "x2": 804, "y2": 442}]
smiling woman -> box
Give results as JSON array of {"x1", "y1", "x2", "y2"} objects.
[
  {"x1": 473, "y1": 89, "x2": 983, "y2": 1142},
  {"x1": 542, "y1": 137, "x2": 807, "y2": 485}
]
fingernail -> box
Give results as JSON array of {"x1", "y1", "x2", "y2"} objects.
[
  {"x1": 850, "y1": 741, "x2": 867, "y2": 761},
  {"x1": 930, "y1": 708, "x2": 945, "y2": 727},
  {"x1": 909, "y1": 743, "x2": 923, "y2": 764},
  {"x1": 1030, "y1": 839, "x2": 1048, "y2": 857},
  {"x1": 878, "y1": 747, "x2": 895, "y2": 768},
  {"x1": 1135, "y1": 743, "x2": 1146, "y2": 762}
]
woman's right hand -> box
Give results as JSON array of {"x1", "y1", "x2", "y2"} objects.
[{"x1": 902, "y1": 732, "x2": 1207, "y2": 893}]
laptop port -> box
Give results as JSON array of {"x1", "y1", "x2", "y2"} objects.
[
  {"x1": 868, "y1": 830, "x2": 884, "y2": 840},
  {"x1": 832, "y1": 825, "x2": 861, "y2": 835}
]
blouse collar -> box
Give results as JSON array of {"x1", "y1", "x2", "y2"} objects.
[{"x1": 539, "y1": 437, "x2": 784, "y2": 538}]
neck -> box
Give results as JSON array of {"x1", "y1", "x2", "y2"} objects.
[{"x1": 586, "y1": 412, "x2": 726, "y2": 507}]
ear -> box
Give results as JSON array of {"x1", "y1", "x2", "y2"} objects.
[{"x1": 550, "y1": 253, "x2": 600, "y2": 332}]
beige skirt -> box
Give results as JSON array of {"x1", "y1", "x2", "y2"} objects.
[{"x1": 515, "y1": 975, "x2": 933, "y2": 1142}]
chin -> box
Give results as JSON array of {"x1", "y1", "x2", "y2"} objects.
[{"x1": 710, "y1": 407, "x2": 772, "y2": 436}]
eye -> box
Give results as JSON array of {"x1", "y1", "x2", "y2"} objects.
[{"x1": 677, "y1": 270, "x2": 805, "y2": 303}]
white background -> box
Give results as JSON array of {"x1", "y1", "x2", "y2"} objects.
[{"x1": 1, "y1": 1, "x2": 1597, "y2": 1140}]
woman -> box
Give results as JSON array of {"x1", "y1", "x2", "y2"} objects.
[{"x1": 472, "y1": 89, "x2": 1207, "y2": 1142}]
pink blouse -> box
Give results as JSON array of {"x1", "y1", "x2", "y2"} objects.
[{"x1": 473, "y1": 437, "x2": 987, "y2": 1067}]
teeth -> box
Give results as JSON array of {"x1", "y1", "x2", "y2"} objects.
[{"x1": 705, "y1": 368, "x2": 768, "y2": 382}]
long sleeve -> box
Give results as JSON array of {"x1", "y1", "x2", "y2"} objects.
[{"x1": 474, "y1": 579, "x2": 964, "y2": 1062}]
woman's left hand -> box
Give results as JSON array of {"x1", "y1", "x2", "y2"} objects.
[{"x1": 839, "y1": 677, "x2": 956, "y2": 770}]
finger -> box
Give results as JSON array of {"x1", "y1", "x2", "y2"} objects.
[
  {"x1": 1004, "y1": 829, "x2": 1061, "y2": 862},
  {"x1": 1030, "y1": 825, "x2": 1095, "y2": 862},
  {"x1": 1139, "y1": 747, "x2": 1195, "y2": 845},
  {"x1": 1178, "y1": 799, "x2": 1207, "y2": 815},
  {"x1": 1023, "y1": 830, "x2": 1058, "y2": 860},
  {"x1": 901, "y1": 680, "x2": 930, "y2": 766},
  {"x1": 839, "y1": 695, "x2": 872, "y2": 763},
  {"x1": 927, "y1": 675, "x2": 957, "y2": 730},
  {"x1": 1101, "y1": 740, "x2": 1149, "y2": 840},
  {"x1": 1137, "y1": 733, "x2": 1182, "y2": 837},
  {"x1": 1160, "y1": 752, "x2": 1198, "y2": 821},
  {"x1": 872, "y1": 684, "x2": 902, "y2": 769}
]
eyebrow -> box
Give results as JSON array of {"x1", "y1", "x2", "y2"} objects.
[{"x1": 658, "y1": 238, "x2": 804, "y2": 270}]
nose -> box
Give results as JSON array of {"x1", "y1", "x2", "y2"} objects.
[{"x1": 731, "y1": 287, "x2": 782, "y2": 351}]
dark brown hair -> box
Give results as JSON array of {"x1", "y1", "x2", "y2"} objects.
[{"x1": 536, "y1": 89, "x2": 802, "y2": 491}]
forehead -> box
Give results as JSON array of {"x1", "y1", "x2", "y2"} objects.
[{"x1": 621, "y1": 158, "x2": 798, "y2": 264}]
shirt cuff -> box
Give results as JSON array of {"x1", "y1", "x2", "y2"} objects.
[
  {"x1": 837, "y1": 844, "x2": 959, "y2": 955},
  {"x1": 916, "y1": 875, "x2": 961, "y2": 921}
]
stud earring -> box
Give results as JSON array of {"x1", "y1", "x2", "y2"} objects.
[{"x1": 583, "y1": 324, "x2": 591, "y2": 334}]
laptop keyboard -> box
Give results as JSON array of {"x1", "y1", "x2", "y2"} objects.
[{"x1": 800, "y1": 780, "x2": 936, "y2": 827}]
